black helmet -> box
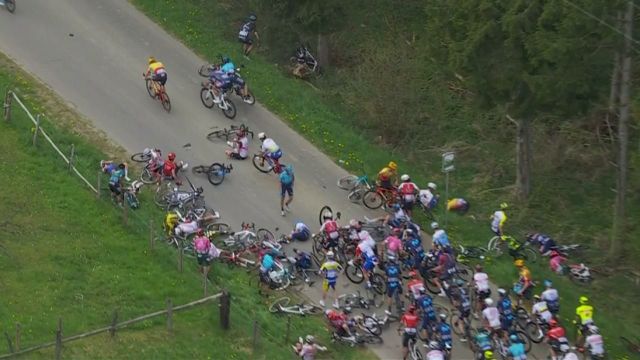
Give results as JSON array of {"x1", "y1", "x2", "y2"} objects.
[
  {"x1": 222, "y1": 56, "x2": 231, "y2": 64},
  {"x1": 248, "y1": 14, "x2": 257, "y2": 22}
]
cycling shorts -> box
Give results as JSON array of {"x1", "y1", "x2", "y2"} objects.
[
  {"x1": 269, "y1": 149, "x2": 283, "y2": 160},
  {"x1": 152, "y1": 72, "x2": 167, "y2": 86},
  {"x1": 239, "y1": 36, "x2": 253, "y2": 45},
  {"x1": 197, "y1": 252, "x2": 212, "y2": 266},
  {"x1": 108, "y1": 182, "x2": 122, "y2": 195},
  {"x1": 386, "y1": 284, "x2": 401, "y2": 298},
  {"x1": 322, "y1": 279, "x2": 336, "y2": 291},
  {"x1": 500, "y1": 317, "x2": 513, "y2": 331},
  {"x1": 323, "y1": 238, "x2": 339, "y2": 250},
  {"x1": 363, "y1": 257, "x2": 376, "y2": 272},
  {"x1": 291, "y1": 229, "x2": 310, "y2": 242},
  {"x1": 402, "y1": 332, "x2": 417, "y2": 347},
  {"x1": 280, "y1": 182, "x2": 293, "y2": 197}
]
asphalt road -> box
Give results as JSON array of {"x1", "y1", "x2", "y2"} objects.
[{"x1": 0, "y1": 2, "x2": 548, "y2": 359}]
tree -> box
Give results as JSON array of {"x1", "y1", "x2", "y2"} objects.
[{"x1": 425, "y1": 0, "x2": 621, "y2": 199}]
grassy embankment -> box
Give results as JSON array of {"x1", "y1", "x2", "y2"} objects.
[
  {"x1": 0, "y1": 55, "x2": 372, "y2": 359},
  {"x1": 131, "y1": 0, "x2": 639, "y2": 357}
]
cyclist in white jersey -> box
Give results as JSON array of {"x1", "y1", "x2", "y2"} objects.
[
  {"x1": 531, "y1": 295, "x2": 553, "y2": 323},
  {"x1": 482, "y1": 298, "x2": 501, "y2": 330}
]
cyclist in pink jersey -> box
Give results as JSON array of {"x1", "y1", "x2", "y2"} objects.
[
  {"x1": 193, "y1": 229, "x2": 212, "y2": 275},
  {"x1": 383, "y1": 229, "x2": 403, "y2": 263}
]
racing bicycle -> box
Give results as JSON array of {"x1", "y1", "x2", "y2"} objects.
[
  {"x1": 252, "y1": 153, "x2": 283, "y2": 174},
  {"x1": 1, "y1": 0, "x2": 16, "y2": 13},
  {"x1": 206, "y1": 123, "x2": 254, "y2": 142},
  {"x1": 268, "y1": 296, "x2": 323, "y2": 316},
  {"x1": 144, "y1": 74, "x2": 171, "y2": 112},
  {"x1": 192, "y1": 163, "x2": 233, "y2": 185},
  {"x1": 200, "y1": 81, "x2": 237, "y2": 119}
]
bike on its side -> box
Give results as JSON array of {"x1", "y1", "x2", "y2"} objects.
[{"x1": 192, "y1": 163, "x2": 233, "y2": 186}]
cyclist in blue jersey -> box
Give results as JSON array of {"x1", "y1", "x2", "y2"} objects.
[
  {"x1": 508, "y1": 334, "x2": 527, "y2": 359},
  {"x1": 404, "y1": 229, "x2": 425, "y2": 270},
  {"x1": 436, "y1": 313, "x2": 453, "y2": 354},
  {"x1": 288, "y1": 221, "x2": 310, "y2": 242},
  {"x1": 384, "y1": 259, "x2": 402, "y2": 316},
  {"x1": 417, "y1": 289, "x2": 437, "y2": 340},
  {"x1": 497, "y1": 288, "x2": 515, "y2": 342},
  {"x1": 292, "y1": 248, "x2": 312, "y2": 270},
  {"x1": 450, "y1": 279, "x2": 472, "y2": 342},
  {"x1": 259, "y1": 251, "x2": 276, "y2": 289}
]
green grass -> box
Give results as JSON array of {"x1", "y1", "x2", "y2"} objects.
[
  {"x1": 130, "y1": 0, "x2": 640, "y2": 357},
  {"x1": 0, "y1": 59, "x2": 373, "y2": 359}
]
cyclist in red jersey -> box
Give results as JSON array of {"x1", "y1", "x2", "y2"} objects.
[
  {"x1": 406, "y1": 270, "x2": 425, "y2": 304},
  {"x1": 397, "y1": 174, "x2": 419, "y2": 216},
  {"x1": 325, "y1": 309, "x2": 354, "y2": 340},
  {"x1": 546, "y1": 318, "x2": 569, "y2": 360},
  {"x1": 319, "y1": 210, "x2": 341, "y2": 252},
  {"x1": 400, "y1": 305, "x2": 420, "y2": 360},
  {"x1": 160, "y1": 152, "x2": 181, "y2": 185}
]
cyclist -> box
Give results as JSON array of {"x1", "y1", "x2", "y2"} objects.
[
  {"x1": 319, "y1": 210, "x2": 340, "y2": 249},
  {"x1": 377, "y1": 161, "x2": 398, "y2": 189},
  {"x1": 514, "y1": 259, "x2": 533, "y2": 299},
  {"x1": 473, "y1": 329, "x2": 494, "y2": 360},
  {"x1": 482, "y1": 298, "x2": 501, "y2": 338},
  {"x1": 436, "y1": 313, "x2": 453, "y2": 354},
  {"x1": 584, "y1": 325, "x2": 605, "y2": 358},
  {"x1": 497, "y1": 288, "x2": 515, "y2": 342},
  {"x1": 292, "y1": 248, "x2": 312, "y2": 271},
  {"x1": 288, "y1": 221, "x2": 310, "y2": 242},
  {"x1": 319, "y1": 251, "x2": 340, "y2": 308},
  {"x1": 324, "y1": 309, "x2": 354, "y2": 340},
  {"x1": 431, "y1": 247, "x2": 455, "y2": 297},
  {"x1": 398, "y1": 174, "x2": 419, "y2": 216},
  {"x1": 531, "y1": 294, "x2": 553, "y2": 325},
  {"x1": 418, "y1": 182, "x2": 439, "y2": 211},
  {"x1": 508, "y1": 334, "x2": 527, "y2": 360},
  {"x1": 108, "y1": 163, "x2": 127, "y2": 206},
  {"x1": 546, "y1": 318, "x2": 570, "y2": 360},
  {"x1": 161, "y1": 152, "x2": 180, "y2": 184},
  {"x1": 473, "y1": 265, "x2": 491, "y2": 318},
  {"x1": 399, "y1": 305, "x2": 420, "y2": 360},
  {"x1": 430, "y1": 222, "x2": 450, "y2": 249},
  {"x1": 144, "y1": 56, "x2": 167, "y2": 97},
  {"x1": 100, "y1": 160, "x2": 130, "y2": 181},
  {"x1": 406, "y1": 270, "x2": 425, "y2": 304},
  {"x1": 279, "y1": 164, "x2": 295, "y2": 216},
  {"x1": 526, "y1": 232, "x2": 556, "y2": 256},
  {"x1": 383, "y1": 228, "x2": 403, "y2": 264},
  {"x1": 574, "y1": 296, "x2": 595, "y2": 349},
  {"x1": 541, "y1": 280, "x2": 560, "y2": 315},
  {"x1": 293, "y1": 335, "x2": 326, "y2": 360},
  {"x1": 450, "y1": 279, "x2": 472, "y2": 342},
  {"x1": 384, "y1": 258, "x2": 402, "y2": 316},
  {"x1": 193, "y1": 228, "x2": 212, "y2": 275},
  {"x1": 490, "y1": 202, "x2": 508, "y2": 236},
  {"x1": 417, "y1": 289, "x2": 437, "y2": 340},
  {"x1": 257, "y1": 132, "x2": 282, "y2": 164},
  {"x1": 225, "y1": 128, "x2": 249, "y2": 160},
  {"x1": 548, "y1": 250, "x2": 567, "y2": 275},
  {"x1": 352, "y1": 221, "x2": 377, "y2": 288},
  {"x1": 404, "y1": 229, "x2": 425, "y2": 271},
  {"x1": 447, "y1": 197, "x2": 470, "y2": 215},
  {"x1": 259, "y1": 250, "x2": 276, "y2": 290},
  {"x1": 238, "y1": 14, "x2": 259, "y2": 57},
  {"x1": 425, "y1": 341, "x2": 445, "y2": 360}
]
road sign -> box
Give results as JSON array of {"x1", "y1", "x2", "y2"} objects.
[{"x1": 442, "y1": 151, "x2": 455, "y2": 173}]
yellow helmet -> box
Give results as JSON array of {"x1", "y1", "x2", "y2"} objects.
[
  {"x1": 484, "y1": 350, "x2": 494, "y2": 359},
  {"x1": 500, "y1": 202, "x2": 509, "y2": 210},
  {"x1": 514, "y1": 259, "x2": 524, "y2": 267},
  {"x1": 148, "y1": 56, "x2": 157, "y2": 64},
  {"x1": 579, "y1": 296, "x2": 589, "y2": 304},
  {"x1": 388, "y1": 161, "x2": 397, "y2": 170}
]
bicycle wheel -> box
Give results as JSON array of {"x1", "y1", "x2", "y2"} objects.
[
  {"x1": 513, "y1": 330, "x2": 532, "y2": 353},
  {"x1": 130, "y1": 152, "x2": 150, "y2": 163},
  {"x1": 242, "y1": 90, "x2": 256, "y2": 105},
  {"x1": 370, "y1": 273, "x2": 385, "y2": 295},
  {"x1": 521, "y1": 247, "x2": 537, "y2": 263},
  {"x1": 5, "y1": 0, "x2": 15, "y2": 13},
  {"x1": 257, "y1": 228, "x2": 275, "y2": 243},
  {"x1": 252, "y1": 154, "x2": 272, "y2": 173},
  {"x1": 344, "y1": 263, "x2": 365, "y2": 284},
  {"x1": 411, "y1": 342, "x2": 424, "y2": 360},
  {"x1": 268, "y1": 297, "x2": 290, "y2": 313},
  {"x1": 337, "y1": 175, "x2": 359, "y2": 190},
  {"x1": 198, "y1": 63, "x2": 213, "y2": 77},
  {"x1": 140, "y1": 166, "x2": 156, "y2": 184},
  {"x1": 154, "y1": 189, "x2": 170, "y2": 208},
  {"x1": 221, "y1": 99, "x2": 237, "y2": 119},
  {"x1": 361, "y1": 315, "x2": 383, "y2": 336},
  {"x1": 206, "y1": 129, "x2": 229, "y2": 141},
  {"x1": 363, "y1": 190, "x2": 384, "y2": 209},
  {"x1": 145, "y1": 79, "x2": 155, "y2": 98},
  {"x1": 161, "y1": 92, "x2": 171, "y2": 112},
  {"x1": 523, "y1": 321, "x2": 544, "y2": 343},
  {"x1": 424, "y1": 278, "x2": 441, "y2": 295},
  {"x1": 207, "y1": 163, "x2": 226, "y2": 185},
  {"x1": 348, "y1": 187, "x2": 366, "y2": 203},
  {"x1": 200, "y1": 87, "x2": 215, "y2": 108},
  {"x1": 450, "y1": 311, "x2": 465, "y2": 336},
  {"x1": 312, "y1": 236, "x2": 326, "y2": 262},
  {"x1": 456, "y1": 263, "x2": 473, "y2": 283},
  {"x1": 205, "y1": 223, "x2": 231, "y2": 238},
  {"x1": 318, "y1": 205, "x2": 332, "y2": 226}
]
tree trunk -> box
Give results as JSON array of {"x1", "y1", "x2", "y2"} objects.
[
  {"x1": 604, "y1": 12, "x2": 622, "y2": 141},
  {"x1": 610, "y1": 1, "x2": 633, "y2": 258},
  {"x1": 515, "y1": 117, "x2": 533, "y2": 200},
  {"x1": 317, "y1": 33, "x2": 329, "y2": 68}
]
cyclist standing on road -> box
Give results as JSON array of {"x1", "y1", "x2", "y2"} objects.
[
  {"x1": 384, "y1": 258, "x2": 402, "y2": 316},
  {"x1": 490, "y1": 202, "x2": 508, "y2": 236},
  {"x1": 399, "y1": 305, "x2": 419, "y2": 360},
  {"x1": 436, "y1": 313, "x2": 453, "y2": 354},
  {"x1": 279, "y1": 164, "x2": 294, "y2": 217},
  {"x1": 398, "y1": 174, "x2": 419, "y2": 216},
  {"x1": 319, "y1": 210, "x2": 340, "y2": 248},
  {"x1": 508, "y1": 334, "x2": 527, "y2": 360},
  {"x1": 418, "y1": 182, "x2": 439, "y2": 211},
  {"x1": 417, "y1": 289, "x2": 437, "y2": 340},
  {"x1": 514, "y1": 259, "x2": 533, "y2": 299},
  {"x1": 319, "y1": 251, "x2": 340, "y2": 308},
  {"x1": 574, "y1": 296, "x2": 595, "y2": 350},
  {"x1": 541, "y1": 280, "x2": 560, "y2": 315},
  {"x1": 225, "y1": 128, "x2": 249, "y2": 160},
  {"x1": 430, "y1": 222, "x2": 450, "y2": 250},
  {"x1": 473, "y1": 264, "x2": 491, "y2": 318}
]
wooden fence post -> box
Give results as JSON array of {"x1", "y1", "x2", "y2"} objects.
[
  {"x1": 166, "y1": 299, "x2": 173, "y2": 335},
  {"x1": 96, "y1": 171, "x2": 102, "y2": 199},
  {"x1": 15, "y1": 323, "x2": 20, "y2": 352},
  {"x1": 55, "y1": 318, "x2": 62, "y2": 360},
  {"x1": 32, "y1": 114, "x2": 41, "y2": 146},
  {"x1": 284, "y1": 316, "x2": 292, "y2": 345},
  {"x1": 122, "y1": 200, "x2": 128, "y2": 226},
  {"x1": 4, "y1": 332, "x2": 13, "y2": 353},
  {"x1": 252, "y1": 320, "x2": 258, "y2": 352},
  {"x1": 109, "y1": 310, "x2": 118, "y2": 338},
  {"x1": 68, "y1": 144, "x2": 75, "y2": 172},
  {"x1": 3, "y1": 91, "x2": 12, "y2": 121},
  {"x1": 149, "y1": 219, "x2": 155, "y2": 251},
  {"x1": 219, "y1": 290, "x2": 230, "y2": 330}
]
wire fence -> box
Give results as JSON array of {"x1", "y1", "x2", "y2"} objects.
[{"x1": 2, "y1": 89, "x2": 312, "y2": 359}]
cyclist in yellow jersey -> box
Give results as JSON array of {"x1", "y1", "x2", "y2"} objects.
[
  {"x1": 144, "y1": 56, "x2": 167, "y2": 96},
  {"x1": 377, "y1": 161, "x2": 398, "y2": 189},
  {"x1": 514, "y1": 259, "x2": 533, "y2": 298},
  {"x1": 574, "y1": 296, "x2": 594, "y2": 349},
  {"x1": 319, "y1": 252, "x2": 341, "y2": 308},
  {"x1": 490, "y1": 203, "x2": 508, "y2": 236}
]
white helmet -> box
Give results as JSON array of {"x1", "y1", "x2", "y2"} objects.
[
  {"x1": 323, "y1": 211, "x2": 333, "y2": 220},
  {"x1": 400, "y1": 174, "x2": 410, "y2": 182},
  {"x1": 485, "y1": 298, "x2": 494, "y2": 306},
  {"x1": 429, "y1": 341, "x2": 440, "y2": 349},
  {"x1": 430, "y1": 222, "x2": 439, "y2": 230},
  {"x1": 349, "y1": 219, "x2": 359, "y2": 227},
  {"x1": 326, "y1": 251, "x2": 335, "y2": 258},
  {"x1": 143, "y1": 148, "x2": 152, "y2": 156},
  {"x1": 588, "y1": 325, "x2": 599, "y2": 334},
  {"x1": 258, "y1": 132, "x2": 266, "y2": 140},
  {"x1": 427, "y1": 182, "x2": 437, "y2": 190},
  {"x1": 305, "y1": 335, "x2": 315, "y2": 343}
]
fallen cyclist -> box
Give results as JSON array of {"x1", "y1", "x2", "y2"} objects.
[
  {"x1": 325, "y1": 309, "x2": 355, "y2": 341},
  {"x1": 292, "y1": 335, "x2": 326, "y2": 360}
]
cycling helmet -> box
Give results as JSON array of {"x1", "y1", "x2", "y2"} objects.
[
  {"x1": 257, "y1": 132, "x2": 266, "y2": 140},
  {"x1": 579, "y1": 296, "x2": 589, "y2": 304},
  {"x1": 484, "y1": 298, "x2": 493, "y2": 306},
  {"x1": 322, "y1": 211, "x2": 333, "y2": 220},
  {"x1": 497, "y1": 288, "x2": 506, "y2": 296},
  {"x1": 387, "y1": 161, "x2": 397, "y2": 170},
  {"x1": 408, "y1": 305, "x2": 416, "y2": 313},
  {"x1": 400, "y1": 174, "x2": 410, "y2": 182},
  {"x1": 475, "y1": 264, "x2": 483, "y2": 272},
  {"x1": 439, "y1": 313, "x2": 447, "y2": 320},
  {"x1": 326, "y1": 251, "x2": 335, "y2": 259},
  {"x1": 392, "y1": 203, "x2": 401, "y2": 211},
  {"x1": 118, "y1": 163, "x2": 126, "y2": 170},
  {"x1": 305, "y1": 335, "x2": 315, "y2": 343},
  {"x1": 427, "y1": 182, "x2": 437, "y2": 190},
  {"x1": 484, "y1": 350, "x2": 494, "y2": 360},
  {"x1": 588, "y1": 325, "x2": 599, "y2": 334},
  {"x1": 500, "y1": 202, "x2": 508, "y2": 210},
  {"x1": 168, "y1": 152, "x2": 176, "y2": 161},
  {"x1": 514, "y1": 259, "x2": 524, "y2": 267},
  {"x1": 143, "y1": 148, "x2": 152, "y2": 156},
  {"x1": 549, "y1": 318, "x2": 558, "y2": 327},
  {"x1": 248, "y1": 14, "x2": 257, "y2": 22},
  {"x1": 349, "y1": 219, "x2": 361, "y2": 229},
  {"x1": 544, "y1": 280, "x2": 552, "y2": 287},
  {"x1": 324, "y1": 309, "x2": 332, "y2": 317},
  {"x1": 533, "y1": 294, "x2": 541, "y2": 300},
  {"x1": 428, "y1": 341, "x2": 440, "y2": 349},
  {"x1": 430, "y1": 222, "x2": 439, "y2": 230},
  {"x1": 510, "y1": 334, "x2": 519, "y2": 342},
  {"x1": 148, "y1": 56, "x2": 157, "y2": 64}
]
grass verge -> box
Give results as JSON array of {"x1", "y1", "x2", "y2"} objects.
[
  {"x1": 130, "y1": 0, "x2": 640, "y2": 357},
  {"x1": 0, "y1": 54, "x2": 373, "y2": 359}
]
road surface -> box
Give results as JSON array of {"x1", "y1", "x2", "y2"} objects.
[{"x1": 0, "y1": 2, "x2": 547, "y2": 359}]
